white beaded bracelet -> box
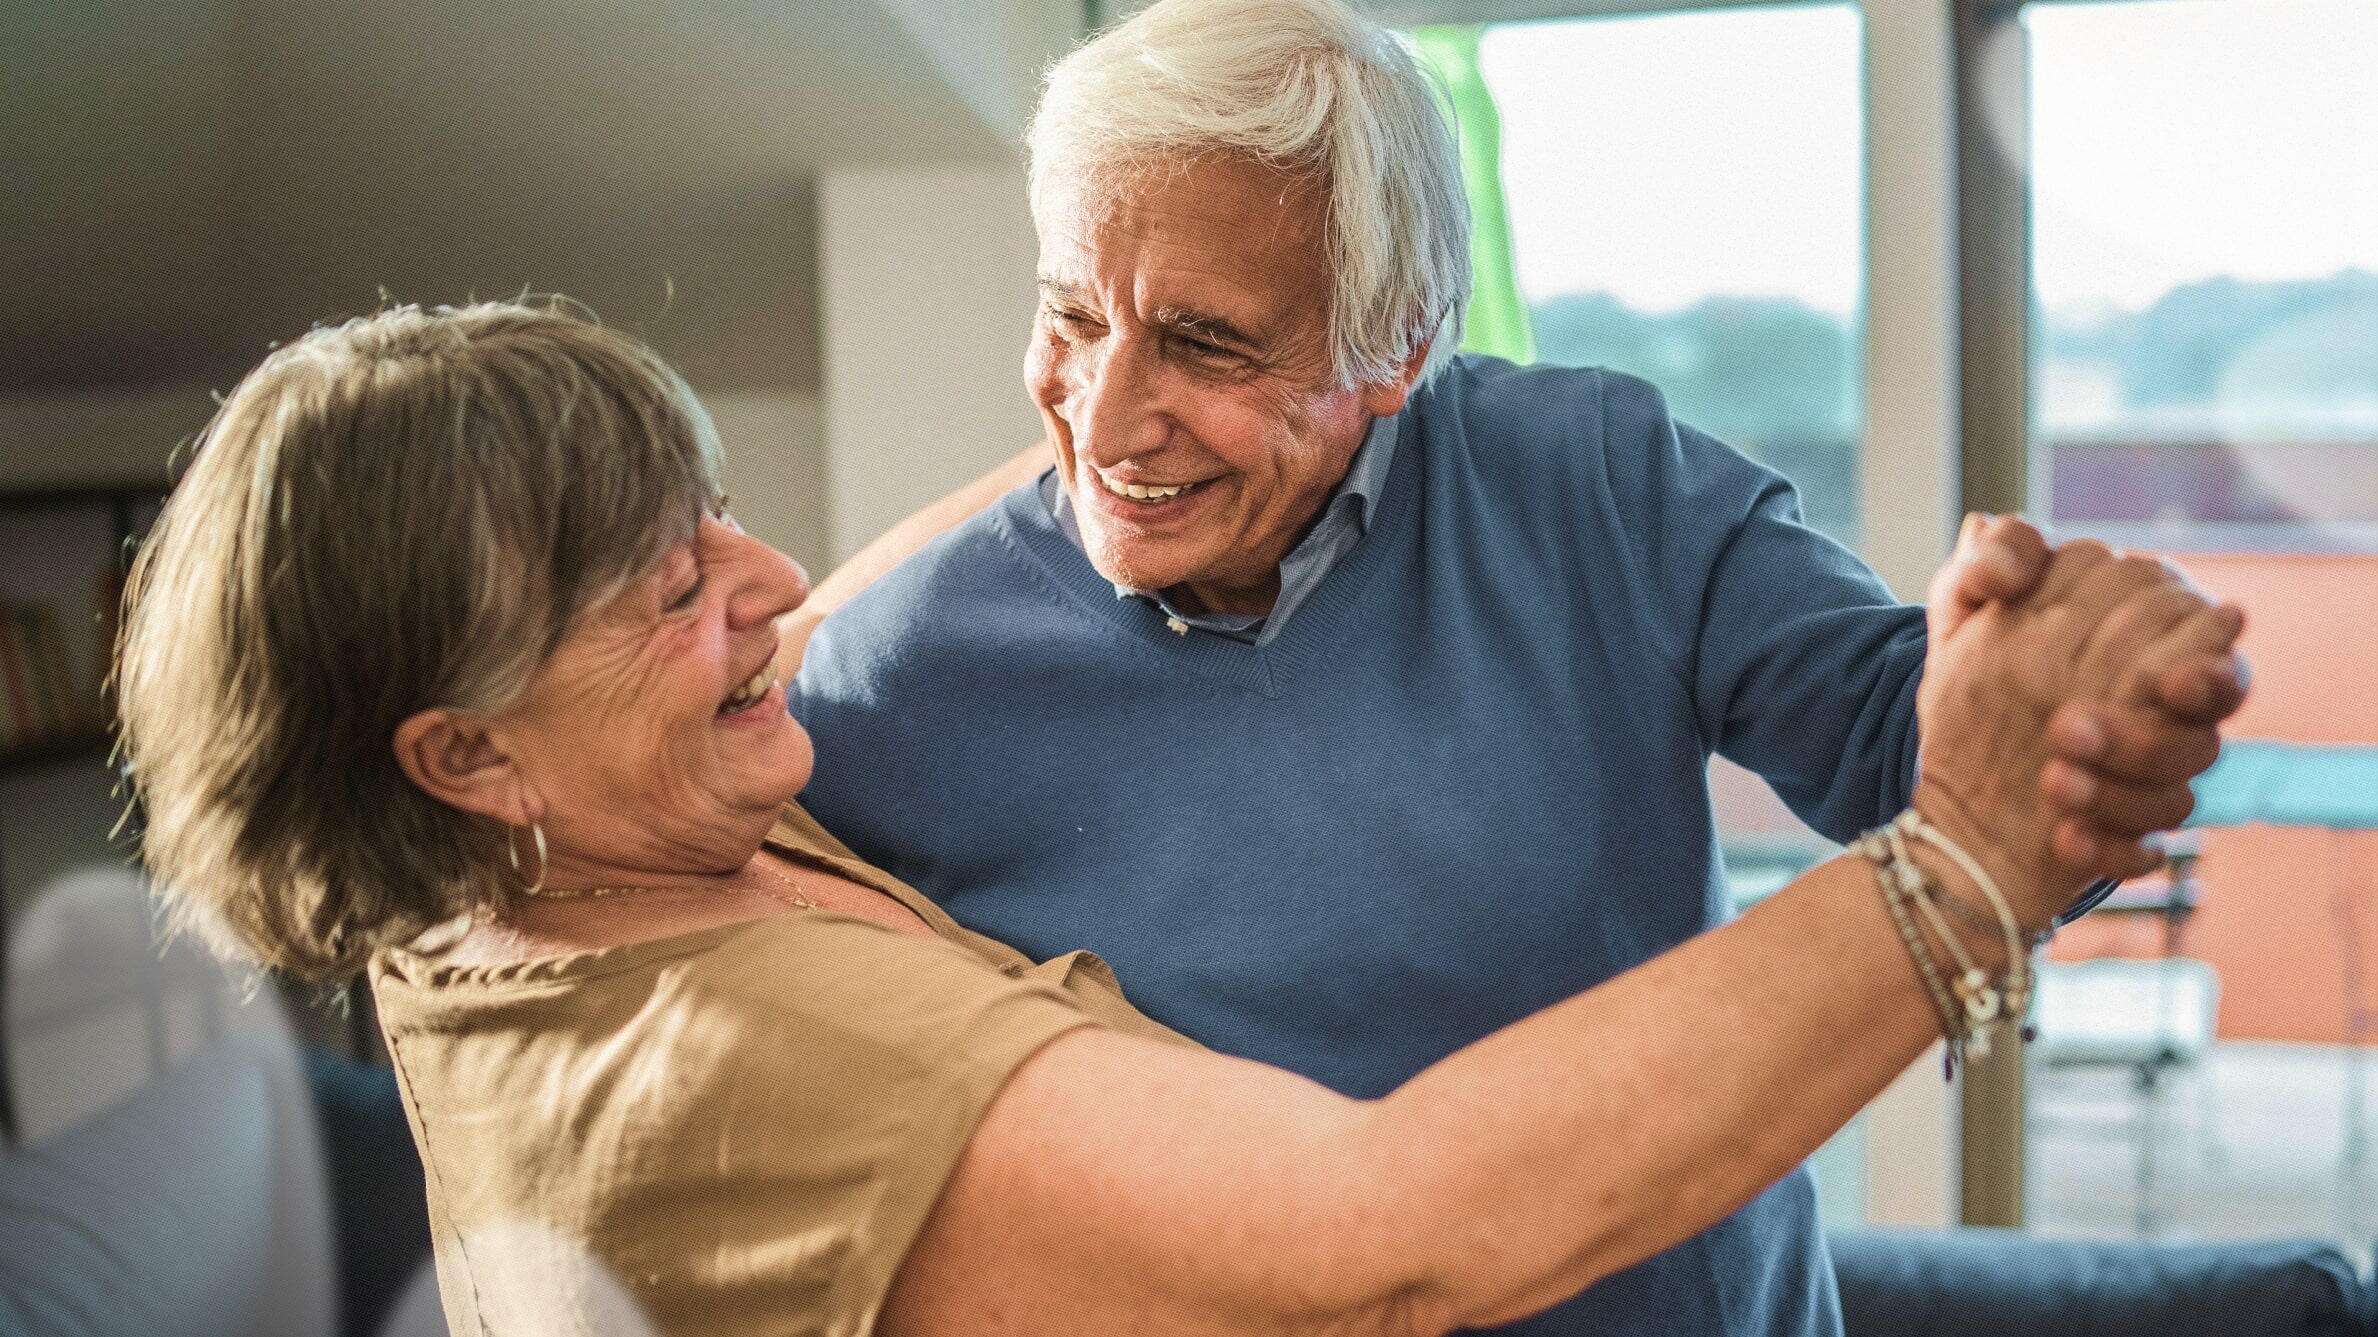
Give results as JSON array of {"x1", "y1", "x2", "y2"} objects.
[
  {"x1": 1854, "y1": 810, "x2": 2043, "y2": 1076},
  {"x1": 1894, "y1": 810, "x2": 2038, "y2": 1044}
]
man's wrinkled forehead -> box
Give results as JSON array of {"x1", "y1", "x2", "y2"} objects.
[{"x1": 1032, "y1": 155, "x2": 1330, "y2": 328}]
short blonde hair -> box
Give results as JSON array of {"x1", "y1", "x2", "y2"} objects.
[
  {"x1": 1027, "y1": 0, "x2": 1471, "y2": 387},
  {"x1": 117, "y1": 302, "x2": 723, "y2": 980}
]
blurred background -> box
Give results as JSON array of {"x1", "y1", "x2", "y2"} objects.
[{"x1": 2, "y1": 0, "x2": 2372, "y2": 1334}]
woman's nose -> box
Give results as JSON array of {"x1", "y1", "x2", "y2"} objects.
[{"x1": 724, "y1": 530, "x2": 809, "y2": 629}]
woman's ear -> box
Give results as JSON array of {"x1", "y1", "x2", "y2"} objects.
[{"x1": 393, "y1": 709, "x2": 527, "y2": 824}]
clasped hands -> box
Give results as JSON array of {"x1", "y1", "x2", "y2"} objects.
[{"x1": 1917, "y1": 514, "x2": 2249, "y2": 911}]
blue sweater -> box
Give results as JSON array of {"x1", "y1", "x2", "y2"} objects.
[{"x1": 793, "y1": 356, "x2": 1925, "y2": 1337}]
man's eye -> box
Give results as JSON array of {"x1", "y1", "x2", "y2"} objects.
[
  {"x1": 1175, "y1": 333, "x2": 1237, "y2": 362},
  {"x1": 667, "y1": 577, "x2": 704, "y2": 611}
]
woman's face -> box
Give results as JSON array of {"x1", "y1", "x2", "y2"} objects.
[{"x1": 496, "y1": 508, "x2": 813, "y2": 882}]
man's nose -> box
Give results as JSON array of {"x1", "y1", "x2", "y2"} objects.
[{"x1": 1072, "y1": 339, "x2": 1168, "y2": 468}]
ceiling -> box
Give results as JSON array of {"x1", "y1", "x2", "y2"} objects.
[{"x1": 3, "y1": 0, "x2": 1073, "y2": 392}]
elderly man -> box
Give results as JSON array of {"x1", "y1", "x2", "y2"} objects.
[{"x1": 792, "y1": 1, "x2": 2233, "y2": 1333}]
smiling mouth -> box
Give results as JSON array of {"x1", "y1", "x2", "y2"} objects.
[
  {"x1": 1094, "y1": 473, "x2": 1213, "y2": 505},
  {"x1": 716, "y1": 662, "x2": 774, "y2": 715}
]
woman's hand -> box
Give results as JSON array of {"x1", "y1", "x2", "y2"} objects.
[{"x1": 1915, "y1": 522, "x2": 2246, "y2": 925}]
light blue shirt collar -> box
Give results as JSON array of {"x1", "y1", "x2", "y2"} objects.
[{"x1": 1043, "y1": 411, "x2": 1402, "y2": 645}]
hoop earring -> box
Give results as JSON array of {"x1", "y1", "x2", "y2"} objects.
[{"x1": 507, "y1": 820, "x2": 549, "y2": 896}]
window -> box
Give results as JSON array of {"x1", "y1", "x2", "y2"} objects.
[
  {"x1": 2030, "y1": 0, "x2": 2378, "y2": 554},
  {"x1": 2023, "y1": 0, "x2": 2378, "y2": 1251},
  {"x1": 1481, "y1": 3, "x2": 1868, "y2": 548}
]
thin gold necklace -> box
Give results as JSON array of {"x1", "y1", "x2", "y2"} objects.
[{"x1": 513, "y1": 859, "x2": 817, "y2": 911}]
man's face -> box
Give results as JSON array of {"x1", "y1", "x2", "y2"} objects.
[{"x1": 1026, "y1": 155, "x2": 1416, "y2": 616}]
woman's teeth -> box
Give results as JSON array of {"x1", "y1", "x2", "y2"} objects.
[
  {"x1": 1099, "y1": 475, "x2": 1194, "y2": 502},
  {"x1": 718, "y1": 665, "x2": 774, "y2": 714}
]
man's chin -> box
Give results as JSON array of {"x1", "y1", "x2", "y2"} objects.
[{"x1": 1084, "y1": 543, "x2": 1201, "y2": 597}]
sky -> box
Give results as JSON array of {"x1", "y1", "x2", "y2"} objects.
[{"x1": 1477, "y1": 0, "x2": 2378, "y2": 318}]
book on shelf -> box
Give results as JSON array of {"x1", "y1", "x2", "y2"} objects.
[
  {"x1": 0, "y1": 608, "x2": 34, "y2": 748},
  {"x1": 0, "y1": 601, "x2": 98, "y2": 753},
  {"x1": 22, "y1": 604, "x2": 72, "y2": 732}
]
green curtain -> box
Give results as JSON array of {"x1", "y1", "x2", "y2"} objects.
[{"x1": 1410, "y1": 24, "x2": 1536, "y2": 365}]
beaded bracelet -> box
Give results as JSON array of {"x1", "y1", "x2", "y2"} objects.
[
  {"x1": 1853, "y1": 812, "x2": 2042, "y2": 1079},
  {"x1": 1922, "y1": 852, "x2": 2053, "y2": 1021},
  {"x1": 1896, "y1": 811, "x2": 2044, "y2": 1045},
  {"x1": 1857, "y1": 826, "x2": 1968, "y2": 1077}
]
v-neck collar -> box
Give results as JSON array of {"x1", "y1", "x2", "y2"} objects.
[{"x1": 990, "y1": 416, "x2": 1421, "y2": 700}]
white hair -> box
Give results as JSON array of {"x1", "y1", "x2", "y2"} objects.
[{"x1": 1027, "y1": 0, "x2": 1472, "y2": 388}]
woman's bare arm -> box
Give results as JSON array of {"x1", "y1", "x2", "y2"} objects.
[
  {"x1": 882, "y1": 850, "x2": 1953, "y2": 1337},
  {"x1": 879, "y1": 544, "x2": 2246, "y2": 1337},
  {"x1": 776, "y1": 445, "x2": 1048, "y2": 672}
]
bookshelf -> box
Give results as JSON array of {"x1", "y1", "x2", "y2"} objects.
[
  {"x1": 0, "y1": 483, "x2": 157, "y2": 769},
  {"x1": 0, "y1": 479, "x2": 168, "y2": 1145}
]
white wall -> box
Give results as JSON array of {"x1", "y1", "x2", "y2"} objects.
[
  {"x1": 818, "y1": 164, "x2": 1047, "y2": 561},
  {"x1": 708, "y1": 389, "x2": 830, "y2": 578}
]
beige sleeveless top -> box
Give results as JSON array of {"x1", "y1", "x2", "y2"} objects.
[{"x1": 371, "y1": 804, "x2": 1192, "y2": 1337}]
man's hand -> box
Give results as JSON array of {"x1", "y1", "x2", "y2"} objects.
[{"x1": 1926, "y1": 514, "x2": 2249, "y2": 882}]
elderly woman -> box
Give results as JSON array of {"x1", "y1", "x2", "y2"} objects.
[{"x1": 116, "y1": 303, "x2": 2240, "y2": 1337}]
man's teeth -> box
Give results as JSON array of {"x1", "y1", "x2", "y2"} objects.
[
  {"x1": 720, "y1": 665, "x2": 773, "y2": 712},
  {"x1": 1099, "y1": 476, "x2": 1191, "y2": 502}
]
